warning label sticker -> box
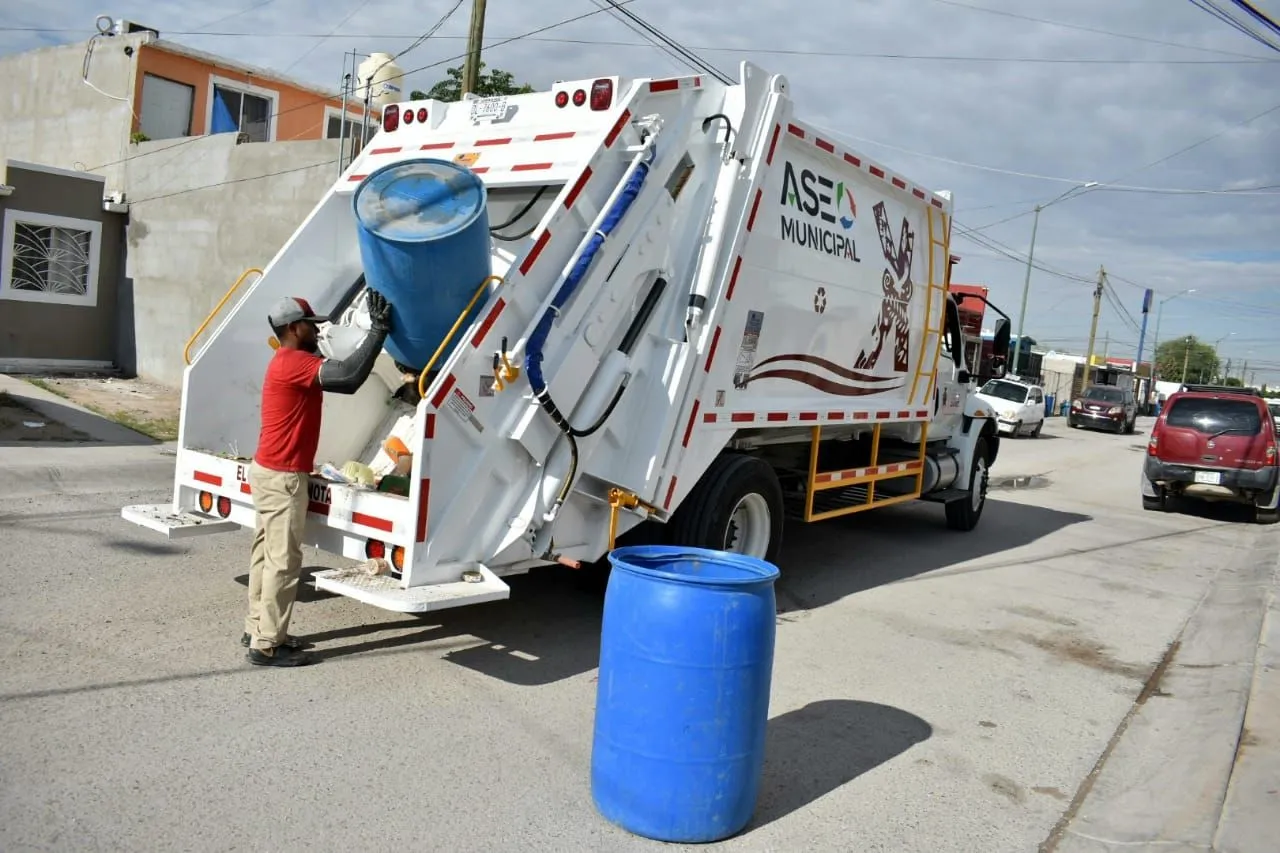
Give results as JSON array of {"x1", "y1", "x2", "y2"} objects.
[{"x1": 447, "y1": 388, "x2": 484, "y2": 433}]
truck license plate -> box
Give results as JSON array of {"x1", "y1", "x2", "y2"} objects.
[
  {"x1": 469, "y1": 96, "x2": 508, "y2": 123},
  {"x1": 1194, "y1": 471, "x2": 1221, "y2": 485}
]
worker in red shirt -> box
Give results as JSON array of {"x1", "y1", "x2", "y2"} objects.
[{"x1": 244, "y1": 291, "x2": 393, "y2": 667}]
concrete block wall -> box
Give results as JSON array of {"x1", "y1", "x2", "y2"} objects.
[{"x1": 124, "y1": 133, "x2": 342, "y2": 386}]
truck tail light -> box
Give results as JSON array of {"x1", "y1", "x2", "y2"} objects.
[
  {"x1": 216, "y1": 496, "x2": 232, "y2": 518},
  {"x1": 198, "y1": 491, "x2": 213, "y2": 513},
  {"x1": 392, "y1": 546, "x2": 405, "y2": 572},
  {"x1": 383, "y1": 104, "x2": 400, "y2": 132},
  {"x1": 416, "y1": 107, "x2": 428, "y2": 123},
  {"x1": 555, "y1": 91, "x2": 569, "y2": 108},
  {"x1": 590, "y1": 79, "x2": 613, "y2": 111},
  {"x1": 365, "y1": 539, "x2": 386, "y2": 559},
  {"x1": 572, "y1": 88, "x2": 587, "y2": 107}
]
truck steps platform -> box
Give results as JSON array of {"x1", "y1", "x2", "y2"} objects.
[
  {"x1": 121, "y1": 504, "x2": 241, "y2": 540},
  {"x1": 312, "y1": 564, "x2": 510, "y2": 613}
]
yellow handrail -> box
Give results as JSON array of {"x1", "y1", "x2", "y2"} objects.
[
  {"x1": 417, "y1": 275, "x2": 506, "y2": 399},
  {"x1": 184, "y1": 268, "x2": 263, "y2": 365}
]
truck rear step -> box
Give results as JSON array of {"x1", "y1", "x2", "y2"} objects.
[
  {"x1": 312, "y1": 564, "x2": 510, "y2": 613},
  {"x1": 121, "y1": 504, "x2": 240, "y2": 539}
]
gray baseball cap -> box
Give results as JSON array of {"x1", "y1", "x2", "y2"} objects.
[{"x1": 268, "y1": 296, "x2": 329, "y2": 328}]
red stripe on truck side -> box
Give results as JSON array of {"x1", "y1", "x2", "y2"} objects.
[
  {"x1": 704, "y1": 326, "x2": 722, "y2": 372},
  {"x1": 703, "y1": 412, "x2": 717, "y2": 424},
  {"x1": 420, "y1": 142, "x2": 454, "y2": 150},
  {"x1": 194, "y1": 470, "x2": 222, "y2": 487},
  {"x1": 605, "y1": 110, "x2": 631, "y2": 148},
  {"x1": 787, "y1": 124, "x2": 805, "y2": 138},
  {"x1": 815, "y1": 138, "x2": 835, "y2": 153},
  {"x1": 425, "y1": 414, "x2": 436, "y2": 439},
  {"x1": 664, "y1": 477, "x2": 678, "y2": 510},
  {"x1": 512, "y1": 162, "x2": 553, "y2": 172},
  {"x1": 844, "y1": 153, "x2": 861, "y2": 167},
  {"x1": 682, "y1": 400, "x2": 700, "y2": 448},
  {"x1": 564, "y1": 167, "x2": 592, "y2": 209},
  {"x1": 353, "y1": 512, "x2": 394, "y2": 533},
  {"x1": 534, "y1": 132, "x2": 575, "y2": 141},
  {"x1": 766, "y1": 124, "x2": 781, "y2": 165},
  {"x1": 731, "y1": 412, "x2": 756, "y2": 423},
  {"x1": 892, "y1": 177, "x2": 907, "y2": 190},
  {"x1": 416, "y1": 479, "x2": 430, "y2": 542},
  {"x1": 347, "y1": 174, "x2": 367, "y2": 182},
  {"x1": 799, "y1": 412, "x2": 819, "y2": 421},
  {"x1": 767, "y1": 412, "x2": 788, "y2": 422},
  {"x1": 912, "y1": 188, "x2": 926, "y2": 200},
  {"x1": 519, "y1": 230, "x2": 551, "y2": 276},
  {"x1": 649, "y1": 79, "x2": 680, "y2": 92},
  {"x1": 932, "y1": 198, "x2": 945, "y2": 209},
  {"x1": 726, "y1": 256, "x2": 743, "y2": 301},
  {"x1": 430, "y1": 373, "x2": 457, "y2": 409},
  {"x1": 746, "y1": 189, "x2": 763, "y2": 231},
  {"x1": 240, "y1": 483, "x2": 252, "y2": 495},
  {"x1": 309, "y1": 501, "x2": 330, "y2": 516},
  {"x1": 475, "y1": 137, "x2": 512, "y2": 146},
  {"x1": 370, "y1": 147, "x2": 401, "y2": 155},
  {"x1": 869, "y1": 166, "x2": 886, "y2": 179},
  {"x1": 471, "y1": 298, "x2": 506, "y2": 347}
]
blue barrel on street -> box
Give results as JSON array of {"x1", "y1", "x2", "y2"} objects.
[
  {"x1": 352, "y1": 158, "x2": 492, "y2": 370},
  {"x1": 591, "y1": 545, "x2": 780, "y2": 843},
  {"x1": 1045, "y1": 393, "x2": 1056, "y2": 416}
]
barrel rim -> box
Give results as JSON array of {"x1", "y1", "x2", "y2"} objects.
[
  {"x1": 351, "y1": 156, "x2": 488, "y2": 244},
  {"x1": 607, "y1": 544, "x2": 780, "y2": 586}
]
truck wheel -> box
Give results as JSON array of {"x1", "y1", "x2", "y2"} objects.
[
  {"x1": 945, "y1": 438, "x2": 989, "y2": 532},
  {"x1": 666, "y1": 453, "x2": 784, "y2": 563}
]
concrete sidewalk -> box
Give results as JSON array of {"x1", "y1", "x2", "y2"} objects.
[{"x1": 0, "y1": 373, "x2": 162, "y2": 447}]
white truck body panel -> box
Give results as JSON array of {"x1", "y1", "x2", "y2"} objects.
[{"x1": 122, "y1": 62, "x2": 1003, "y2": 613}]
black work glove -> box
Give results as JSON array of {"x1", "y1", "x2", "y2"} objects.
[{"x1": 367, "y1": 289, "x2": 393, "y2": 333}]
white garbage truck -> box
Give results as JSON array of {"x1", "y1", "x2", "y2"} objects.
[{"x1": 122, "y1": 61, "x2": 1013, "y2": 613}]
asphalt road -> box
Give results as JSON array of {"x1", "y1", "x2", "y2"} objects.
[{"x1": 1, "y1": 412, "x2": 1276, "y2": 852}]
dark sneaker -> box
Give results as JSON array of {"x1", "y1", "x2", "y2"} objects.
[
  {"x1": 246, "y1": 644, "x2": 315, "y2": 667},
  {"x1": 241, "y1": 632, "x2": 307, "y2": 649}
]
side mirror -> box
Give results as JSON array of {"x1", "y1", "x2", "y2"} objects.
[
  {"x1": 993, "y1": 317, "x2": 1012, "y2": 358},
  {"x1": 991, "y1": 355, "x2": 1007, "y2": 378}
]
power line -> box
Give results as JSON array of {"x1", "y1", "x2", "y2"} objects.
[
  {"x1": 282, "y1": 0, "x2": 376, "y2": 73},
  {"x1": 1186, "y1": 0, "x2": 1280, "y2": 52},
  {"x1": 193, "y1": 0, "x2": 287, "y2": 31},
  {"x1": 926, "y1": 0, "x2": 1279, "y2": 59}
]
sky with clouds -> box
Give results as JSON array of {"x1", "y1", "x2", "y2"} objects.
[{"x1": 4, "y1": 1, "x2": 1279, "y2": 381}]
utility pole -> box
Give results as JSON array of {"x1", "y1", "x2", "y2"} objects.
[
  {"x1": 1181, "y1": 336, "x2": 1192, "y2": 383},
  {"x1": 462, "y1": 0, "x2": 488, "y2": 97},
  {"x1": 1082, "y1": 266, "x2": 1105, "y2": 390},
  {"x1": 1103, "y1": 331, "x2": 1110, "y2": 361}
]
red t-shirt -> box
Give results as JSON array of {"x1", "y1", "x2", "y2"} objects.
[{"x1": 254, "y1": 347, "x2": 324, "y2": 473}]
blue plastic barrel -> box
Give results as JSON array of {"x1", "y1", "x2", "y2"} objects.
[
  {"x1": 591, "y1": 545, "x2": 780, "y2": 843},
  {"x1": 1045, "y1": 393, "x2": 1056, "y2": 416},
  {"x1": 352, "y1": 158, "x2": 492, "y2": 370}
]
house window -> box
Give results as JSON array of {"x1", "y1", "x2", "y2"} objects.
[
  {"x1": 324, "y1": 107, "x2": 374, "y2": 154},
  {"x1": 139, "y1": 73, "x2": 194, "y2": 140},
  {"x1": 1, "y1": 210, "x2": 102, "y2": 308},
  {"x1": 208, "y1": 76, "x2": 277, "y2": 142}
]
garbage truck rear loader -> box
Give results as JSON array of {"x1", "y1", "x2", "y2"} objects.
[{"x1": 122, "y1": 62, "x2": 1013, "y2": 613}]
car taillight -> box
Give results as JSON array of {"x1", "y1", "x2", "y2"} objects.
[
  {"x1": 590, "y1": 78, "x2": 613, "y2": 111},
  {"x1": 416, "y1": 107, "x2": 428, "y2": 123},
  {"x1": 383, "y1": 104, "x2": 400, "y2": 132},
  {"x1": 555, "y1": 91, "x2": 569, "y2": 108},
  {"x1": 1148, "y1": 431, "x2": 1159, "y2": 456}
]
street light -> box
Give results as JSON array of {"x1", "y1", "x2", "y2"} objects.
[
  {"x1": 1213, "y1": 332, "x2": 1235, "y2": 382},
  {"x1": 1150, "y1": 288, "x2": 1195, "y2": 382},
  {"x1": 1010, "y1": 181, "x2": 1101, "y2": 372}
]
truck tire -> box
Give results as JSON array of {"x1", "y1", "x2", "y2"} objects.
[
  {"x1": 945, "y1": 438, "x2": 989, "y2": 532},
  {"x1": 1142, "y1": 489, "x2": 1168, "y2": 512},
  {"x1": 666, "y1": 453, "x2": 784, "y2": 563}
]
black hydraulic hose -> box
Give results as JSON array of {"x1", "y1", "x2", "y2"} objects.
[
  {"x1": 491, "y1": 221, "x2": 540, "y2": 242},
  {"x1": 490, "y1": 185, "x2": 549, "y2": 233}
]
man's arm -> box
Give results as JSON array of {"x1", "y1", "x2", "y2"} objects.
[{"x1": 317, "y1": 290, "x2": 393, "y2": 395}]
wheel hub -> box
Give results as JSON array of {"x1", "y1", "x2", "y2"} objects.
[{"x1": 724, "y1": 493, "x2": 772, "y2": 558}]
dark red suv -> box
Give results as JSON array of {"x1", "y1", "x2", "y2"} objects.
[{"x1": 1142, "y1": 385, "x2": 1279, "y2": 523}]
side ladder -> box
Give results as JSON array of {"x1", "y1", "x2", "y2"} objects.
[{"x1": 800, "y1": 204, "x2": 949, "y2": 521}]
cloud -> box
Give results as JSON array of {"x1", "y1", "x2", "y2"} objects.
[{"x1": 3, "y1": 0, "x2": 1279, "y2": 378}]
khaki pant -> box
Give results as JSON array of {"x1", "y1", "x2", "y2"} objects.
[{"x1": 244, "y1": 461, "x2": 309, "y2": 650}]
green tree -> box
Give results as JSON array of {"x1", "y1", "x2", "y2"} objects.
[
  {"x1": 1155, "y1": 335, "x2": 1220, "y2": 384},
  {"x1": 411, "y1": 63, "x2": 535, "y2": 102}
]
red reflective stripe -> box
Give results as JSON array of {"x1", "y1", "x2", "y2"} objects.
[
  {"x1": 704, "y1": 326, "x2": 722, "y2": 372},
  {"x1": 471, "y1": 297, "x2": 506, "y2": 347},
  {"x1": 471, "y1": 166, "x2": 490, "y2": 174},
  {"x1": 564, "y1": 166, "x2": 592, "y2": 209},
  {"x1": 912, "y1": 188, "x2": 926, "y2": 200},
  {"x1": 519, "y1": 230, "x2": 551, "y2": 275},
  {"x1": 370, "y1": 147, "x2": 401, "y2": 155},
  {"x1": 425, "y1": 413, "x2": 436, "y2": 439},
  {"x1": 932, "y1": 198, "x2": 945, "y2": 209},
  {"x1": 731, "y1": 412, "x2": 756, "y2": 423},
  {"x1": 420, "y1": 142, "x2": 454, "y2": 150},
  {"x1": 829, "y1": 412, "x2": 846, "y2": 420},
  {"x1": 766, "y1": 124, "x2": 781, "y2": 165},
  {"x1": 664, "y1": 477, "x2": 678, "y2": 510},
  {"x1": 815, "y1": 138, "x2": 835, "y2": 153},
  {"x1": 799, "y1": 412, "x2": 819, "y2": 421},
  {"x1": 703, "y1": 412, "x2": 717, "y2": 423},
  {"x1": 746, "y1": 189, "x2": 763, "y2": 231},
  {"x1": 892, "y1": 177, "x2": 907, "y2": 190},
  {"x1": 844, "y1": 152, "x2": 861, "y2": 167},
  {"x1": 416, "y1": 478, "x2": 430, "y2": 542},
  {"x1": 787, "y1": 123, "x2": 805, "y2": 138},
  {"x1": 917, "y1": 409, "x2": 929, "y2": 418},
  {"x1": 353, "y1": 511, "x2": 394, "y2": 533},
  {"x1": 240, "y1": 482, "x2": 252, "y2": 495},
  {"x1": 534, "y1": 132, "x2": 575, "y2": 141},
  {"x1": 767, "y1": 412, "x2": 788, "y2": 422},
  {"x1": 605, "y1": 109, "x2": 631, "y2": 148},
  {"x1": 876, "y1": 411, "x2": 891, "y2": 419},
  {"x1": 347, "y1": 174, "x2": 367, "y2": 182},
  {"x1": 430, "y1": 373, "x2": 456, "y2": 409},
  {"x1": 726, "y1": 256, "x2": 743, "y2": 301},
  {"x1": 682, "y1": 400, "x2": 700, "y2": 447},
  {"x1": 309, "y1": 501, "x2": 330, "y2": 516},
  {"x1": 649, "y1": 79, "x2": 680, "y2": 92},
  {"x1": 870, "y1": 166, "x2": 885, "y2": 178},
  {"x1": 194, "y1": 470, "x2": 222, "y2": 487},
  {"x1": 897, "y1": 410, "x2": 910, "y2": 418},
  {"x1": 512, "y1": 162, "x2": 553, "y2": 172},
  {"x1": 475, "y1": 137, "x2": 512, "y2": 146},
  {"x1": 854, "y1": 411, "x2": 870, "y2": 420}
]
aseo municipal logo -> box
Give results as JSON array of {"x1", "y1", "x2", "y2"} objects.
[{"x1": 779, "y1": 161, "x2": 861, "y2": 262}]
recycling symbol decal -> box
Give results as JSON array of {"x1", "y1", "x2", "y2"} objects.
[{"x1": 814, "y1": 287, "x2": 827, "y2": 314}]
